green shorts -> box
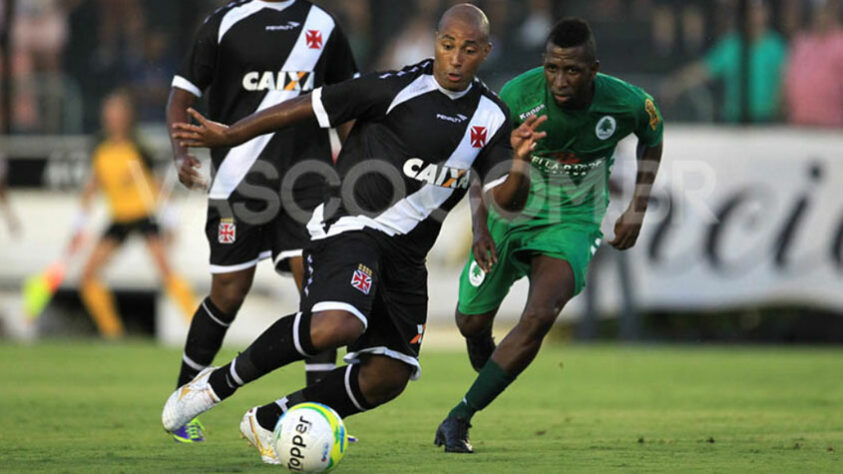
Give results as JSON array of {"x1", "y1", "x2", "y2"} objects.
[{"x1": 457, "y1": 218, "x2": 603, "y2": 315}]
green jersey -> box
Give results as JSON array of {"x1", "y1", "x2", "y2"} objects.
[{"x1": 497, "y1": 69, "x2": 664, "y2": 226}]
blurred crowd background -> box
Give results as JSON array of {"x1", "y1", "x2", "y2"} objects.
[{"x1": 1, "y1": 0, "x2": 842, "y2": 135}]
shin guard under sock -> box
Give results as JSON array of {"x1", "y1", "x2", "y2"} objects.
[
  {"x1": 255, "y1": 364, "x2": 373, "y2": 430},
  {"x1": 209, "y1": 311, "x2": 317, "y2": 400},
  {"x1": 177, "y1": 297, "x2": 234, "y2": 387}
]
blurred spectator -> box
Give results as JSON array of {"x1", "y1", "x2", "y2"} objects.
[
  {"x1": 65, "y1": 0, "x2": 146, "y2": 131},
  {"x1": 784, "y1": 0, "x2": 843, "y2": 127},
  {"x1": 318, "y1": 0, "x2": 374, "y2": 69},
  {"x1": 3, "y1": 0, "x2": 69, "y2": 132},
  {"x1": 661, "y1": 0, "x2": 788, "y2": 123},
  {"x1": 779, "y1": 0, "x2": 805, "y2": 38},
  {"x1": 127, "y1": 31, "x2": 178, "y2": 122},
  {"x1": 377, "y1": 0, "x2": 438, "y2": 69},
  {"x1": 517, "y1": 0, "x2": 553, "y2": 51},
  {"x1": 477, "y1": 0, "x2": 514, "y2": 83},
  {"x1": 650, "y1": 1, "x2": 707, "y2": 73}
]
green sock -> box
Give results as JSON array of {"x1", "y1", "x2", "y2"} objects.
[{"x1": 448, "y1": 360, "x2": 515, "y2": 421}]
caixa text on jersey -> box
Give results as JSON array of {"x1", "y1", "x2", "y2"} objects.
[
  {"x1": 403, "y1": 158, "x2": 471, "y2": 189},
  {"x1": 242, "y1": 71, "x2": 314, "y2": 92}
]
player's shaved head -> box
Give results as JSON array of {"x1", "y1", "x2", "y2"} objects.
[
  {"x1": 432, "y1": 3, "x2": 492, "y2": 91},
  {"x1": 437, "y1": 3, "x2": 490, "y2": 44}
]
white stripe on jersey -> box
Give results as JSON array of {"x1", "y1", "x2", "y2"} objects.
[
  {"x1": 172, "y1": 75, "x2": 203, "y2": 97},
  {"x1": 311, "y1": 87, "x2": 331, "y2": 128},
  {"x1": 482, "y1": 174, "x2": 507, "y2": 192},
  {"x1": 308, "y1": 91, "x2": 507, "y2": 239},
  {"x1": 386, "y1": 74, "x2": 472, "y2": 115},
  {"x1": 386, "y1": 75, "x2": 437, "y2": 115},
  {"x1": 218, "y1": 0, "x2": 295, "y2": 43},
  {"x1": 209, "y1": 5, "x2": 336, "y2": 200}
]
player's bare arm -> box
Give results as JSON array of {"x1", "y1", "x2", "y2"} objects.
[
  {"x1": 609, "y1": 141, "x2": 663, "y2": 250},
  {"x1": 468, "y1": 178, "x2": 496, "y2": 273},
  {"x1": 488, "y1": 114, "x2": 547, "y2": 212},
  {"x1": 166, "y1": 88, "x2": 207, "y2": 190},
  {"x1": 172, "y1": 95, "x2": 314, "y2": 149}
]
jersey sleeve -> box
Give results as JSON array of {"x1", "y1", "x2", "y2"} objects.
[
  {"x1": 323, "y1": 24, "x2": 359, "y2": 85},
  {"x1": 475, "y1": 111, "x2": 514, "y2": 192},
  {"x1": 172, "y1": 17, "x2": 218, "y2": 97},
  {"x1": 633, "y1": 89, "x2": 664, "y2": 147},
  {"x1": 498, "y1": 80, "x2": 523, "y2": 128},
  {"x1": 311, "y1": 72, "x2": 397, "y2": 128}
]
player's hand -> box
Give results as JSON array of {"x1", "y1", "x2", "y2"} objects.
[
  {"x1": 172, "y1": 108, "x2": 232, "y2": 148},
  {"x1": 609, "y1": 207, "x2": 643, "y2": 250},
  {"x1": 511, "y1": 114, "x2": 548, "y2": 161},
  {"x1": 175, "y1": 153, "x2": 208, "y2": 191},
  {"x1": 472, "y1": 226, "x2": 497, "y2": 273}
]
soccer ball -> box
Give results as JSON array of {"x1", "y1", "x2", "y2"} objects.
[{"x1": 273, "y1": 402, "x2": 348, "y2": 472}]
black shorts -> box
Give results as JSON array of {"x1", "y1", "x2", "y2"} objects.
[
  {"x1": 103, "y1": 216, "x2": 159, "y2": 243},
  {"x1": 300, "y1": 231, "x2": 428, "y2": 379},
  {"x1": 205, "y1": 198, "x2": 311, "y2": 274}
]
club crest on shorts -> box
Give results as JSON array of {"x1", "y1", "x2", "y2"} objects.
[
  {"x1": 351, "y1": 264, "x2": 373, "y2": 295},
  {"x1": 469, "y1": 260, "x2": 485, "y2": 287},
  {"x1": 218, "y1": 219, "x2": 236, "y2": 244}
]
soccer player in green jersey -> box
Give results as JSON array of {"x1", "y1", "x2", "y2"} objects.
[{"x1": 435, "y1": 18, "x2": 664, "y2": 453}]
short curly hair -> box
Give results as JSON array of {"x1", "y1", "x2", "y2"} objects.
[{"x1": 546, "y1": 18, "x2": 596, "y2": 62}]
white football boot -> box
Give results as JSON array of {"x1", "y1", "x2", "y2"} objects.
[
  {"x1": 240, "y1": 407, "x2": 280, "y2": 464},
  {"x1": 162, "y1": 367, "x2": 221, "y2": 432}
]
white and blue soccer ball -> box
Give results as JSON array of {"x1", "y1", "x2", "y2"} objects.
[{"x1": 273, "y1": 402, "x2": 348, "y2": 472}]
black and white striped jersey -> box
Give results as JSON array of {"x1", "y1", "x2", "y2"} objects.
[
  {"x1": 308, "y1": 59, "x2": 514, "y2": 259},
  {"x1": 173, "y1": 0, "x2": 357, "y2": 200}
]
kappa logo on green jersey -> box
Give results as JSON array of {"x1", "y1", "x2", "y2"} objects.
[
  {"x1": 595, "y1": 116, "x2": 617, "y2": 140},
  {"x1": 519, "y1": 103, "x2": 546, "y2": 121}
]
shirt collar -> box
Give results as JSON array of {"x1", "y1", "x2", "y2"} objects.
[
  {"x1": 253, "y1": 0, "x2": 295, "y2": 12},
  {"x1": 428, "y1": 74, "x2": 474, "y2": 100}
]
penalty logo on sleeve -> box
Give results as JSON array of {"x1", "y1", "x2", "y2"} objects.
[{"x1": 350, "y1": 264, "x2": 373, "y2": 295}]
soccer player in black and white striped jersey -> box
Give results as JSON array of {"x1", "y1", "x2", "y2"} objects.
[
  {"x1": 165, "y1": 0, "x2": 358, "y2": 443},
  {"x1": 162, "y1": 4, "x2": 547, "y2": 462}
]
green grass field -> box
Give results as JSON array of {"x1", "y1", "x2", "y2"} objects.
[{"x1": 0, "y1": 341, "x2": 840, "y2": 473}]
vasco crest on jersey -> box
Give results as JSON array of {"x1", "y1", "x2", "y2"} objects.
[{"x1": 350, "y1": 264, "x2": 373, "y2": 295}]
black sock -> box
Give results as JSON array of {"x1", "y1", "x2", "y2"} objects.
[
  {"x1": 255, "y1": 364, "x2": 374, "y2": 430},
  {"x1": 304, "y1": 349, "x2": 338, "y2": 386},
  {"x1": 209, "y1": 311, "x2": 317, "y2": 400},
  {"x1": 177, "y1": 297, "x2": 235, "y2": 387}
]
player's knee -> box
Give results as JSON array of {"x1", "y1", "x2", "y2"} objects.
[
  {"x1": 80, "y1": 261, "x2": 101, "y2": 282},
  {"x1": 80, "y1": 268, "x2": 96, "y2": 283},
  {"x1": 455, "y1": 309, "x2": 492, "y2": 338},
  {"x1": 310, "y1": 310, "x2": 365, "y2": 349},
  {"x1": 519, "y1": 307, "x2": 559, "y2": 339},
  {"x1": 210, "y1": 274, "x2": 253, "y2": 314},
  {"x1": 357, "y1": 357, "x2": 412, "y2": 406}
]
